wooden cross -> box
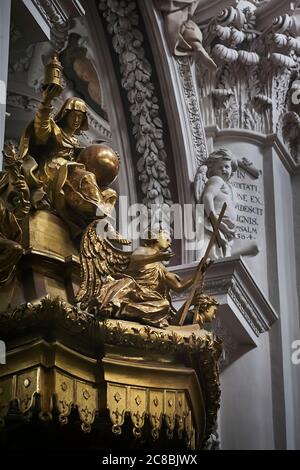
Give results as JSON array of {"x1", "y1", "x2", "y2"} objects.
[{"x1": 177, "y1": 202, "x2": 227, "y2": 326}]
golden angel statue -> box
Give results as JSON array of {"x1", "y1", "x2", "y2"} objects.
[
  {"x1": 76, "y1": 223, "x2": 217, "y2": 329},
  {"x1": 7, "y1": 54, "x2": 118, "y2": 238},
  {"x1": 0, "y1": 54, "x2": 120, "y2": 285}
]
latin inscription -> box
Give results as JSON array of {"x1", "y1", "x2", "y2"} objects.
[{"x1": 231, "y1": 169, "x2": 264, "y2": 241}]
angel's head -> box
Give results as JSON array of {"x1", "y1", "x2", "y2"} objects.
[
  {"x1": 206, "y1": 148, "x2": 238, "y2": 181},
  {"x1": 197, "y1": 295, "x2": 218, "y2": 327},
  {"x1": 142, "y1": 228, "x2": 171, "y2": 251}
]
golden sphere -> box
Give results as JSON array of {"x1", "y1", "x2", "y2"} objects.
[{"x1": 78, "y1": 143, "x2": 120, "y2": 187}]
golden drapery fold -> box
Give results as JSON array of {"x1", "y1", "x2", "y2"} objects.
[{"x1": 99, "y1": 263, "x2": 175, "y2": 328}]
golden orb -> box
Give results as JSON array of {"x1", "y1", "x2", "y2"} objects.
[{"x1": 78, "y1": 143, "x2": 120, "y2": 187}]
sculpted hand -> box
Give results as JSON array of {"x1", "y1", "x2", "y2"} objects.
[
  {"x1": 42, "y1": 83, "x2": 62, "y2": 106},
  {"x1": 13, "y1": 175, "x2": 30, "y2": 202},
  {"x1": 219, "y1": 221, "x2": 235, "y2": 239},
  {"x1": 156, "y1": 250, "x2": 174, "y2": 262},
  {"x1": 201, "y1": 258, "x2": 213, "y2": 273}
]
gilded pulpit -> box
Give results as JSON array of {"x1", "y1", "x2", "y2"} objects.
[{"x1": 0, "y1": 56, "x2": 222, "y2": 451}]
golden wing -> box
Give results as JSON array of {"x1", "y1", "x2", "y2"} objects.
[{"x1": 76, "y1": 220, "x2": 132, "y2": 310}]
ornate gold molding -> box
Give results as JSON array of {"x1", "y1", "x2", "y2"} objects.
[{"x1": 0, "y1": 297, "x2": 221, "y2": 448}]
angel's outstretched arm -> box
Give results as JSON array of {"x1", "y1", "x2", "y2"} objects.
[
  {"x1": 165, "y1": 257, "x2": 212, "y2": 293},
  {"x1": 34, "y1": 84, "x2": 61, "y2": 145},
  {"x1": 165, "y1": 271, "x2": 195, "y2": 293},
  {"x1": 129, "y1": 246, "x2": 173, "y2": 269}
]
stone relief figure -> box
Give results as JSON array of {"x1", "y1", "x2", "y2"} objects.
[
  {"x1": 195, "y1": 148, "x2": 237, "y2": 260},
  {"x1": 17, "y1": 55, "x2": 118, "y2": 238},
  {"x1": 155, "y1": 0, "x2": 217, "y2": 70},
  {"x1": 195, "y1": 148, "x2": 260, "y2": 260},
  {"x1": 76, "y1": 224, "x2": 216, "y2": 329}
]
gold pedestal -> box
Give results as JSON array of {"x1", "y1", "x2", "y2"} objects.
[{"x1": 0, "y1": 212, "x2": 221, "y2": 450}]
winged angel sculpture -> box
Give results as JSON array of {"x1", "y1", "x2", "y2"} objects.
[
  {"x1": 76, "y1": 222, "x2": 217, "y2": 329},
  {"x1": 0, "y1": 54, "x2": 218, "y2": 330}
]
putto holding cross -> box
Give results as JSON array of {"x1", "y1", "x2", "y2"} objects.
[{"x1": 194, "y1": 148, "x2": 238, "y2": 260}]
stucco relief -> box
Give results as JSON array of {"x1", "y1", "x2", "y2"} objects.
[{"x1": 195, "y1": 0, "x2": 300, "y2": 153}]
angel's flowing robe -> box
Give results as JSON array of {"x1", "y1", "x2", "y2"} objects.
[{"x1": 99, "y1": 262, "x2": 176, "y2": 328}]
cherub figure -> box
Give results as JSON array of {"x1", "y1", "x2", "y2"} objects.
[
  {"x1": 76, "y1": 224, "x2": 213, "y2": 329},
  {"x1": 191, "y1": 294, "x2": 218, "y2": 329},
  {"x1": 195, "y1": 148, "x2": 238, "y2": 260}
]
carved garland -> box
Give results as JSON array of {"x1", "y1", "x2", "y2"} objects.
[
  {"x1": 98, "y1": 0, "x2": 173, "y2": 209},
  {"x1": 177, "y1": 57, "x2": 209, "y2": 165}
]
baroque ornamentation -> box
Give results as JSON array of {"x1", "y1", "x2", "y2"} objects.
[
  {"x1": 76, "y1": 219, "x2": 220, "y2": 331},
  {"x1": 154, "y1": 0, "x2": 217, "y2": 70},
  {"x1": 33, "y1": 0, "x2": 69, "y2": 30},
  {"x1": 6, "y1": 93, "x2": 40, "y2": 112},
  {"x1": 1, "y1": 8, "x2": 226, "y2": 448},
  {"x1": 107, "y1": 384, "x2": 194, "y2": 445},
  {"x1": 228, "y1": 278, "x2": 268, "y2": 335},
  {"x1": 196, "y1": 1, "x2": 300, "y2": 153},
  {"x1": 177, "y1": 57, "x2": 209, "y2": 164},
  {"x1": 99, "y1": 0, "x2": 174, "y2": 209},
  {"x1": 8, "y1": 45, "x2": 35, "y2": 74},
  {"x1": 205, "y1": 276, "x2": 269, "y2": 336},
  {"x1": 32, "y1": 0, "x2": 69, "y2": 50},
  {"x1": 103, "y1": 319, "x2": 221, "y2": 444},
  {"x1": 0, "y1": 296, "x2": 97, "y2": 341},
  {"x1": 0, "y1": 296, "x2": 222, "y2": 447}
]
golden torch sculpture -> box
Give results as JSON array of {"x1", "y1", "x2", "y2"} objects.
[{"x1": 42, "y1": 53, "x2": 63, "y2": 96}]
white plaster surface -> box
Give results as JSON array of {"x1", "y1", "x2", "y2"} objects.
[{"x1": 0, "y1": 0, "x2": 11, "y2": 164}]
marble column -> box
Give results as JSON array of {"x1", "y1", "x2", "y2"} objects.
[{"x1": 0, "y1": 0, "x2": 11, "y2": 166}]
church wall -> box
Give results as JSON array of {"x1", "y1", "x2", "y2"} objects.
[
  {"x1": 219, "y1": 333, "x2": 274, "y2": 450},
  {"x1": 267, "y1": 148, "x2": 300, "y2": 449},
  {"x1": 0, "y1": 0, "x2": 11, "y2": 158},
  {"x1": 211, "y1": 133, "x2": 269, "y2": 294}
]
